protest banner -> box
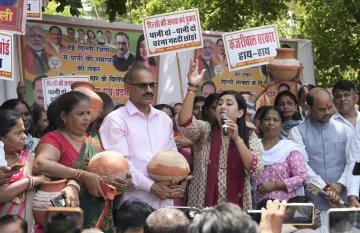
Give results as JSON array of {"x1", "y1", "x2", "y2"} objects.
[
  {"x1": 143, "y1": 9, "x2": 202, "y2": 99},
  {"x1": 19, "y1": 20, "x2": 160, "y2": 110},
  {"x1": 142, "y1": 8, "x2": 203, "y2": 57},
  {"x1": 0, "y1": 32, "x2": 13, "y2": 81},
  {"x1": 27, "y1": 0, "x2": 42, "y2": 20},
  {"x1": 0, "y1": 0, "x2": 27, "y2": 34},
  {"x1": 42, "y1": 76, "x2": 90, "y2": 109},
  {"x1": 223, "y1": 25, "x2": 280, "y2": 71},
  {"x1": 194, "y1": 35, "x2": 263, "y2": 97}
]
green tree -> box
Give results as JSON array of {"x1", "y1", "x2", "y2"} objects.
[{"x1": 296, "y1": 0, "x2": 360, "y2": 87}]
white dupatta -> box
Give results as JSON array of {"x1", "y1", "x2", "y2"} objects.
[{"x1": 262, "y1": 139, "x2": 306, "y2": 196}]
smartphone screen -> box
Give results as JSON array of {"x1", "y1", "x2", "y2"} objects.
[
  {"x1": 248, "y1": 203, "x2": 314, "y2": 225},
  {"x1": 45, "y1": 207, "x2": 83, "y2": 233},
  {"x1": 50, "y1": 195, "x2": 66, "y2": 207},
  {"x1": 166, "y1": 206, "x2": 202, "y2": 220},
  {"x1": 328, "y1": 208, "x2": 360, "y2": 233}
]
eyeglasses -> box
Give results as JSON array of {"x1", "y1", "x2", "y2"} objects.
[{"x1": 127, "y1": 82, "x2": 158, "y2": 90}]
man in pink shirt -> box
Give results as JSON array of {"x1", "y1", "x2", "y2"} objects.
[{"x1": 100, "y1": 65, "x2": 186, "y2": 210}]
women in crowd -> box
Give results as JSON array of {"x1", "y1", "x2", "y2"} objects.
[
  {"x1": 0, "y1": 99, "x2": 38, "y2": 153},
  {"x1": 33, "y1": 91, "x2": 132, "y2": 233},
  {"x1": 274, "y1": 91, "x2": 302, "y2": 138},
  {"x1": 202, "y1": 93, "x2": 219, "y2": 124},
  {"x1": 254, "y1": 106, "x2": 268, "y2": 138},
  {"x1": 253, "y1": 107, "x2": 307, "y2": 205},
  {"x1": 177, "y1": 60, "x2": 263, "y2": 210},
  {"x1": 32, "y1": 108, "x2": 48, "y2": 138},
  {"x1": 0, "y1": 110, "x2": 48, "y2": 233},
  {"x1": 134, "y1": 34, "x2": 157, "y2": 77},
  {"x1": 170, "y1": 102, "x2": 182, "y2": 116}
]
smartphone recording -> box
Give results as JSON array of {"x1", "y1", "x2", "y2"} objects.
[
  {"x1": 328, "y1": 208, "x2": 360, "y2": 233},
  {"x1": 45, "y1": 207, "x2": 83, "y2": 233},
  {"x1": 247, "y1": 203, "x2": 314, "y2": 225}
]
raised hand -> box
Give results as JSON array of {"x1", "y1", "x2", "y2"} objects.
[{"x1": 187, "y1": 59, "x2": 205, "y2": 86}]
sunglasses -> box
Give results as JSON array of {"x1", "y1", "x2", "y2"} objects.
[{"x1": 127, "y1": 82, "x2": 158, "y2": 90}]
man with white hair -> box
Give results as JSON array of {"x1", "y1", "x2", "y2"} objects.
[
  {"x1": 198, "y1": 39, "x2": 216, "y2": 81},
  {"x1": 23, "y1": 25, "x2": 50, "y2": 76}
]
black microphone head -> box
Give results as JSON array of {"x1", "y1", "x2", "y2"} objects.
[{"x1": 220, "y1": 113, "x2": 228, "y2": 120}]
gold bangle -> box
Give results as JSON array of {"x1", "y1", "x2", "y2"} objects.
[{"x1": 260, "y1": 86, "x2": 267, "y2": 92}]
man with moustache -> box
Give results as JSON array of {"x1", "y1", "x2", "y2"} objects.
[
  {"x1": 100, "y1": 65, "x2": 187, "y2": 210},
  {"x1": 198, "y1": 39, "x2": 216, "y2": 81},
  {"x1": 330, "y1": 80, "x2": 360, "y2": 208},
  {"x1": 112, "y1": 32, "x2": 135, "y2": 72},
  {"x1": 289, "y1": 88, "x2": 351, "y2": 232},
  {"x1": 23, "y1": 25, "x2": 51, "y2": 76}
]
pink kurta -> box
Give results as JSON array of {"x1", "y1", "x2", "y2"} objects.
[{"x1": 253, "y1": 151, "x2": 307, "y2": 205}]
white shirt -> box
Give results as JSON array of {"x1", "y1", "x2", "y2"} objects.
[
  {"x1": 99, "y1": 100, "x2": 177, "y2": 209},
  {"x1": 117, "y1": 50, "x2": 130, "y2": 60},
  {"x1": 331, "y1": 110, "x2": 360, "y2": 131},
  {"x1": 288, "y1": 121, "x2": 351, "y2": 189},
  {"x1": 0, "y1": 141, "x2": 7, "y2": 166},
  {"x1": 345, "y1": 112, "x2": 360, "y2": 198},
  {"x1": 50, "y1": 42, "x2": 60, "y2": 53}
]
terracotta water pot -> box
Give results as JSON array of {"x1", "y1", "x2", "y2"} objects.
[
  {"x1": 87, "y1": 151, "x2": 130, "y2": 183},
  {"x1": 71, "y1": 81, "x2": 103, "y2": 123},
  {"x1": 267, "y1": 48, "x2": 300, "y2": 82},
  {"x1": 147, "y1": 150, "x2": 190, "y2": 182},
  {"x1": 32, "y1": 179, "x2": 67, "y2": 227}
]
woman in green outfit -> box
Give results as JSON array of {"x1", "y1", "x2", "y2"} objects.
[{"x1": 33, "y1": 91, "x2": 132, "y2": 233}]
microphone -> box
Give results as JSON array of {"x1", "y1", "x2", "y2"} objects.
[
  {"x1": 220, "y1": 113, "x2": 229, "y2": 136},
  {"x1": 304, "y1": 180, "x2": 348, "y2": 207}
]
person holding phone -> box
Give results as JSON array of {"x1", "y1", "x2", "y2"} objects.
[
  {"x1": 253, "y1": 106, "x2": 308, "y2": 205},
  {"x1": 0, "y1": 110, "x2": 48, "y2": 233},
  {"x1": 176, "y1": 59, "x2": 263, "y2": 210},
  {"x1": 1, "y1": 99, "x2": 40, "y2": 154},
  {"x1": 33, "y1": 92, "x2": 132, "y2": 233}
]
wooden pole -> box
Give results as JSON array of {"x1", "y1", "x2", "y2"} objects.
[{"x1": 176, "y1": 52, "x2": 185, "y2": 100}]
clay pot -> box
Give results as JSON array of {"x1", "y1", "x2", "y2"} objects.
[
  {"x1": 147, "y1": 150, "x2": 190, "y2": 182},
  {"x1": 32, "y1": 179, "x2": 67, "y2": 227},
  {"x1": 267, "y1": 48, "x2": 300, "y2": 82},
  {"x1": 71, "y1": 81, "x2": 104, "y2": 123},
  {"x1": 87, "y1": 151, "x2": 130, "y2": 183}
]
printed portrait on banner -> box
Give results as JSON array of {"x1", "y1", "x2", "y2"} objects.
[
  {"x1": 194, "y1": 35, "x2": 263, "y2": 98},
  {"x1": 19, "y1": 21, "x2": 160, "y2": 110}
]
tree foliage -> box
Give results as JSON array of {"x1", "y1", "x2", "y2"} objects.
[
  {"x1": 45, "y1": 0, "x2": 359, "y2": 89},
  {"x1": 296, "y1": 0, "x2": 360, "y2": 87}
]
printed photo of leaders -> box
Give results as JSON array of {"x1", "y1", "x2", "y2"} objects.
[
  {"x1": 195, "y1": 37, "x2": 263, "y2": 99},
  {"x1": 21, "y1": 23, "x2": 159, "y2": 109}
]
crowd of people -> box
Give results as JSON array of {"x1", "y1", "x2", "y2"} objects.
[{"x1": 0, "y1": 57, "x2": 360, "y2": 233}]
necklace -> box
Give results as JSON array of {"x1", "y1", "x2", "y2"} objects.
[{"x1": 65, "y1": 129, "x2": 85, "y2": 143}]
